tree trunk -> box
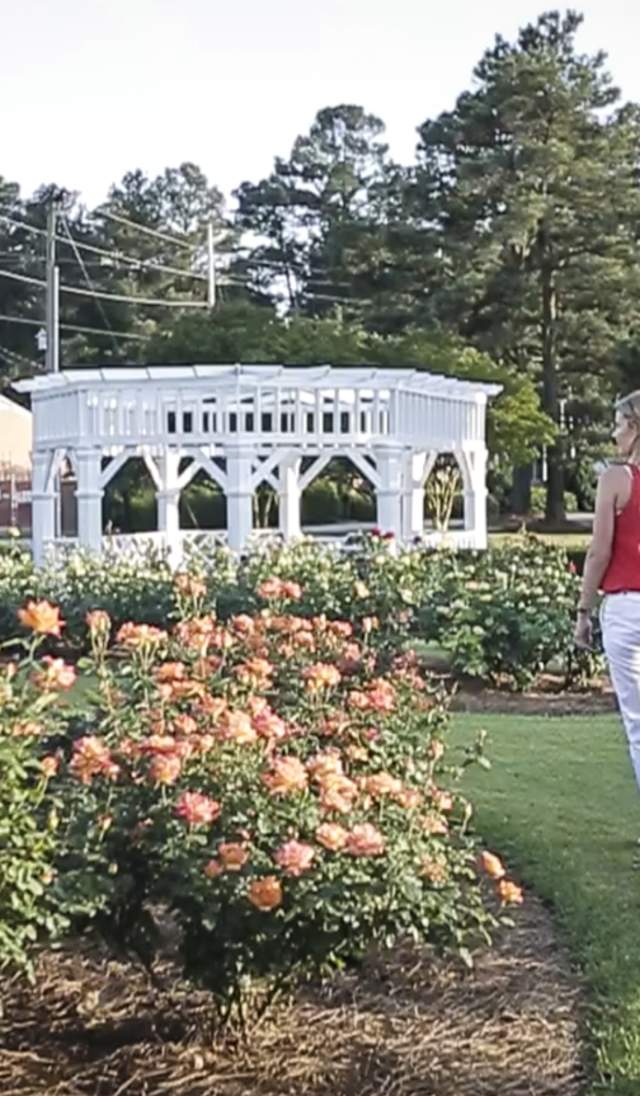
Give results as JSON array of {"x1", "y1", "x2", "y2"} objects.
[
  {"x1": 511, "y1": 464, "x2": 533, "y2": 514},
  {"x1": 540, "y1": 255, "x2": 564, "y2": 522}
]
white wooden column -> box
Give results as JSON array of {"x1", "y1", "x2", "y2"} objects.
[
  {"x1": 225, "y1": 446, "x2": 254, "y2": 552},
  {"x1": 75, "y1": 447, "x2": 103, "y2": 554},
  {"x1": 457, "y1": 444, "x2": 488, "y2": 549},
  {"x1": 401, "y1": 451, "x2": 428, "y2": 542},
  {"x1": 31, "y1": 449, "x2": 56, "y2": 567},
  {"x1": 278, "y1": 454, "x2": 301, "y2": 541},
  {"x1": 157, "y1": 449, "x2": 181, "y2": 565},
  {"x1": 374, "y1": 446, "x2": 404, "y2": 541}
]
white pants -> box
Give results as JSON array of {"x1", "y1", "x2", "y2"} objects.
[{"x1": 602, "y1": 592, "x2": 640, "y2": 791}]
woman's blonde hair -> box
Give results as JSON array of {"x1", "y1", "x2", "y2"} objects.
[{"x1": 615, "y1": 391, "x2": 640, "y2": 460}]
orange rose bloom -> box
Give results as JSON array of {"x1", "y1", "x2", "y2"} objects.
[
  {"x1": 174, "y1": 616, "x2": 216, "y2": 654},
  {"x1": 496, "y1": 879, "x2": 524, "y2": 906},
  {"x1": 154, "y1": 662, "x2": 187, "y2": 684},
  {"x1": 230, "y1": 614, "x2": 256, "y2": 636},
  {"x1": 149, "y1": 754, "x2": 182, "y2": 785},
  {"x1": 18, "y1": 599, "x2": 64, "y2": 636},
  {"x1": 116, "y1": 622, "x2": 167, "y2": 648},
  {"x1": 274, "y1": 839, "x2": 315, "y2": 877},
  {"x1": 421, "y1": 857, "x2": 449, "y2": 886},
  {"x1": 174, "y1": 791, "x2": 221, "y2": 826},
  {"x1": 319, "y1": 773, "x2": 359, "y2": 814},
  {"x1": 220, "y1": 709, "x2": 257, "y2": 745},
  {"x1": 478, "y1": 850, "x2": 506, "y2": 880},
  {"x1": 315, "y1": 822, "x2": 348, "y2": 852},
  {"x1": 32, "y1": 656, "x2": 77, "y2": 692},
  {"x1": 69, "y1": 736, "x2": 115, "y2": 784},
  {"x1": 175, "y1": 572, "x2": 207, "y2": 600},
  {"x1": 345, "y1": 823, "x2": 386, "y2": 857},
  {"x1": 219, "y1": 842, "x2": 249, "y2": 872},
  {"x1": 235, "y1": 658, "x2": 273, "y2": 689},
  {"x1": 307, "y1": 749, "x2": 344, "y2": 782},
  {"x1": 364, "y1": 772, "x2": 403, "y2": 799},
  {"x1": 86, "y1": 609, "x2": 111, "y2": 637},
  {"x1": 422, "y1": 812, "x2": 449, "y2": 836},
  {"x1": 262, "y1": 756, "x2": 308, "y2": 796},
  {"x1": 41, "y1": 755, "x2": 59, "y2": 779},
  {"x1": 303, "y1": 663, "x2": 342, "y2": 694},
  {"x1": 203, "y1": 859, "x2": 224, "y2": 879},
  {"x1": 12, "y1": 720, "x2": 43, "y2": 737},
  {"x1": 248, "y1": 875, "x2": 283, "y2": 911}
]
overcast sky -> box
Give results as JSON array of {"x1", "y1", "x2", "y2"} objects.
[{"x1": 2, "y1": 0, "x2": 637, "y2": 209}]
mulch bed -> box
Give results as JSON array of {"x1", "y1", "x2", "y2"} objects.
[
  {"x1": 448, "y1": 674, "x2": 617, "y2": 717},
  {"x1": 0, "y1": 893, "x2": 589, "y2": 1096}
]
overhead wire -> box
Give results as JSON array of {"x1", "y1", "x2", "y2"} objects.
[
  {"x1": 0, "y1": 267, "x2": 209, "y2": 308},
  {"x1": 59, "y1": 214, "x2": 120, "y2": 355},
  {"x1": 0, "y1": 311, "x2": 148, "y2": 342},
  {"x1": 92, "y1": 208, "x2": 194, "y2": 250},
  {"x1": 0, "y1": 212, "x2": 207, "y2": 282}
]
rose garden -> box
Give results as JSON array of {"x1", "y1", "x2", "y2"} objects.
[{"x1": 0, "y1": 532, "x2": 618, "y2": 1094}]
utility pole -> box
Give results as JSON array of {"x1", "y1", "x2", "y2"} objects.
[
  {"x1": 46, "y1": 198, "x2": 60, "y2": 373},
  {"x1": 207, "y1": 221, "x2": 216, "y2": 309}
]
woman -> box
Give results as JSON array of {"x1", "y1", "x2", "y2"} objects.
[{"x1": 575, "y1": 391, "x2": 640, "y2": 794}]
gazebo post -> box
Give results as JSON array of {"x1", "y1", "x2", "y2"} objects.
[
  {"x1": 374, "y1": 447, "x2": 404, "y2": 541},
  {"x1": 157, "y1": 448, "x2": 181, "y2": 566},
  {"x1": 75, "y1": 447, "x2": 103, "y2": 554},
  {"x1": 31, "y1": 449, "x2": 56, "y2": 566},
  {"x1": 226, "y1": 446, "x2": 254, "y2": 552},
  {"x1": 457, "y1": 444, "x2": 488, "y2": 548},
  {"x1": 278, "y1": 454, "x2": 301, "y2": 541}
]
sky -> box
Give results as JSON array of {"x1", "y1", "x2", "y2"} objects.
[{"x1": 2, "y1": 0, "x2": 639, "y2": 210}]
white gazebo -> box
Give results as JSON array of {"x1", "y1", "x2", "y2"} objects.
[{"x1": 15, "y1": 365, "x2": 501, "y2": 565}]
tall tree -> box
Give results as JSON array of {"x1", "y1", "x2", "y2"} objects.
[
  {"x1": 234, "y1": 105, "x2": 408, "y2": 321},
  {"x1": 413, "y1": 10, "x2": 640, "y2": 519}
]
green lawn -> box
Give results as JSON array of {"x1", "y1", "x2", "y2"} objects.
[
  {"x1": 488, "y1": 530, "x2": 592, "y2": 550},
  {"x1": 450, "y1": 712, "x2": 640, "y2": 1095}
]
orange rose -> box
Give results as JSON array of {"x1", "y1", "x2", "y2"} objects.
[
  {"x1": 345, "y1": 823, "x2": 385, "y2": 857},
  {"x1": 319, "y1": 773, "x2": 359, "y2": 814},
  {"x1": 315, "y1": 822, "x2": 348, "y2": 852},
  {"x1": 303, "y1": 663, "x2": 342, "y2": 694},
  {"x1": 69, "y1": 736, "x2": 116, "y2": 785},
  {"x1": 478, "y1": 850, "x2": 506, "y2": 880},
  {"x1": 235, "y1": 658, "x2": 273, "y2": 689},
  {"x1": 220, "y1": 709, "x2": 257, "y2": 745},
  {"x1": 12, "y1": 720, "x2": 43, "y2": 737},
  {"x1": 496, "y1": 879, "x2": 524, "y2": 906},
  {"x1": 86, "y1": 609, "x2": 111, "y2": 637},
  {"x1": 274, "y1": 839, "x2": 315, "y2": 877},
  {"x1": 248, "y1": 875, "x2": 283, "y2": 911},
  {"x1": 203, "y1": 859, "x2": 224, "y2": 879},
  {"x1": 422, "y1": 812, "x2": 449, "y2": 836},
  {"x1": 154, "y1": 661, "x2": 188, "y2": 684},
  {"x1": 219, "y1": 842, "x2": 249, "y2": 872},
  {"x1": 307, "y1": 749, "x2": 344, "y2": 783},
  {"x1": 420, "y1": 857, "x2": 449, "y2": 886},
  {"x1": 40, "y1": 755, "x2": 59, "y2": 779},
  {"x1": 262, "y1": 756, "x2": 308, "y2": 796},
  {"x1": 18, "y1": 599, "x2": 64, "y2": 636},
  {"x1": 149, "y1": 754, "x2": 182, "y2": 785},
  {"x1": 363, "y1": 772, "x2": 403, "y2": 799},
  {"x1": 175, "y1": 791, "x2": 221, "y2": 826},
  {"x1": 32, "y1": 656, "x2": 77, "y2": 692},
  {"x1": 116, "y1": 622, "x2": 167, "y2": 648},
  {"x1": 175, "y1": 572, "x2": 207, "y2": 600},
  {"x1": 174, "y1": 616, "x2": 216, "y2": 654}
]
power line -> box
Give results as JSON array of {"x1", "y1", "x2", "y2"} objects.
[
  {"x1": 0, "y1": 267, "x2": 208, "y2": 308},
  {"x1": 0, "y1": 311, "x2": 148, "y2": 342},
  {"x1": 0, "y1": 212, "x2": 208, "y2": 282},
  {"x1": 60, "y1": 214, "x2": 120, "y2": 355},
  {"x1": 93, "y1": 209, "x2": 194, "y2": 251}
]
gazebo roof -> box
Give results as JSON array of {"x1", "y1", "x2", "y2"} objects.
[{"x1": 16, "y1": 364, "x2": 501, "y2": 403}]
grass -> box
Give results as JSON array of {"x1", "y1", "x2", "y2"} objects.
[
  {"x1": 450, "y1": 712, "x2": 640, "y2": 1095},
  {"x1": 488, "y1": 530, "x2": 592, "y2": 550}
]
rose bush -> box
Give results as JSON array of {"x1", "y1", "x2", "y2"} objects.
[{"x1": 3, "y1": 582, "x2": 518, "y2": 1024}]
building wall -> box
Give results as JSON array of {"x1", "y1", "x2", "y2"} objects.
[{"x1": 0, "y1": 397, "x2": 32, "y2": 473}]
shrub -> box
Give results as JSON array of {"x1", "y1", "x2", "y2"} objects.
[
  {"x1": 416, "y1": 537, "x2": 595, "y2": 689},
  {"x1": 42, "y1": 593, "x2": 515, "y2": 1023}
]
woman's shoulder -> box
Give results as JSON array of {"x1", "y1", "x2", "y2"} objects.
[{"x1": 599, "y1": 461, "x2": 633, "y2": 483}]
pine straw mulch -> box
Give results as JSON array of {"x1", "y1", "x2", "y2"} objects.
[
  {"x1": 0, "y1": 893, "x2": 589, "y2": 1096},
  {"x1": 449, "y1": 674, "x2": 617, "y2": 717}
]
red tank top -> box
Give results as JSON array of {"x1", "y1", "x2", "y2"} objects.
[{"x1": 601, "y1": 465, "x2": 640, "y2": 593}]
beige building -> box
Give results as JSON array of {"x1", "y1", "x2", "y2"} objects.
[{"x1": 0, "y1": 394, "x2": 32, "y2": 474}]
